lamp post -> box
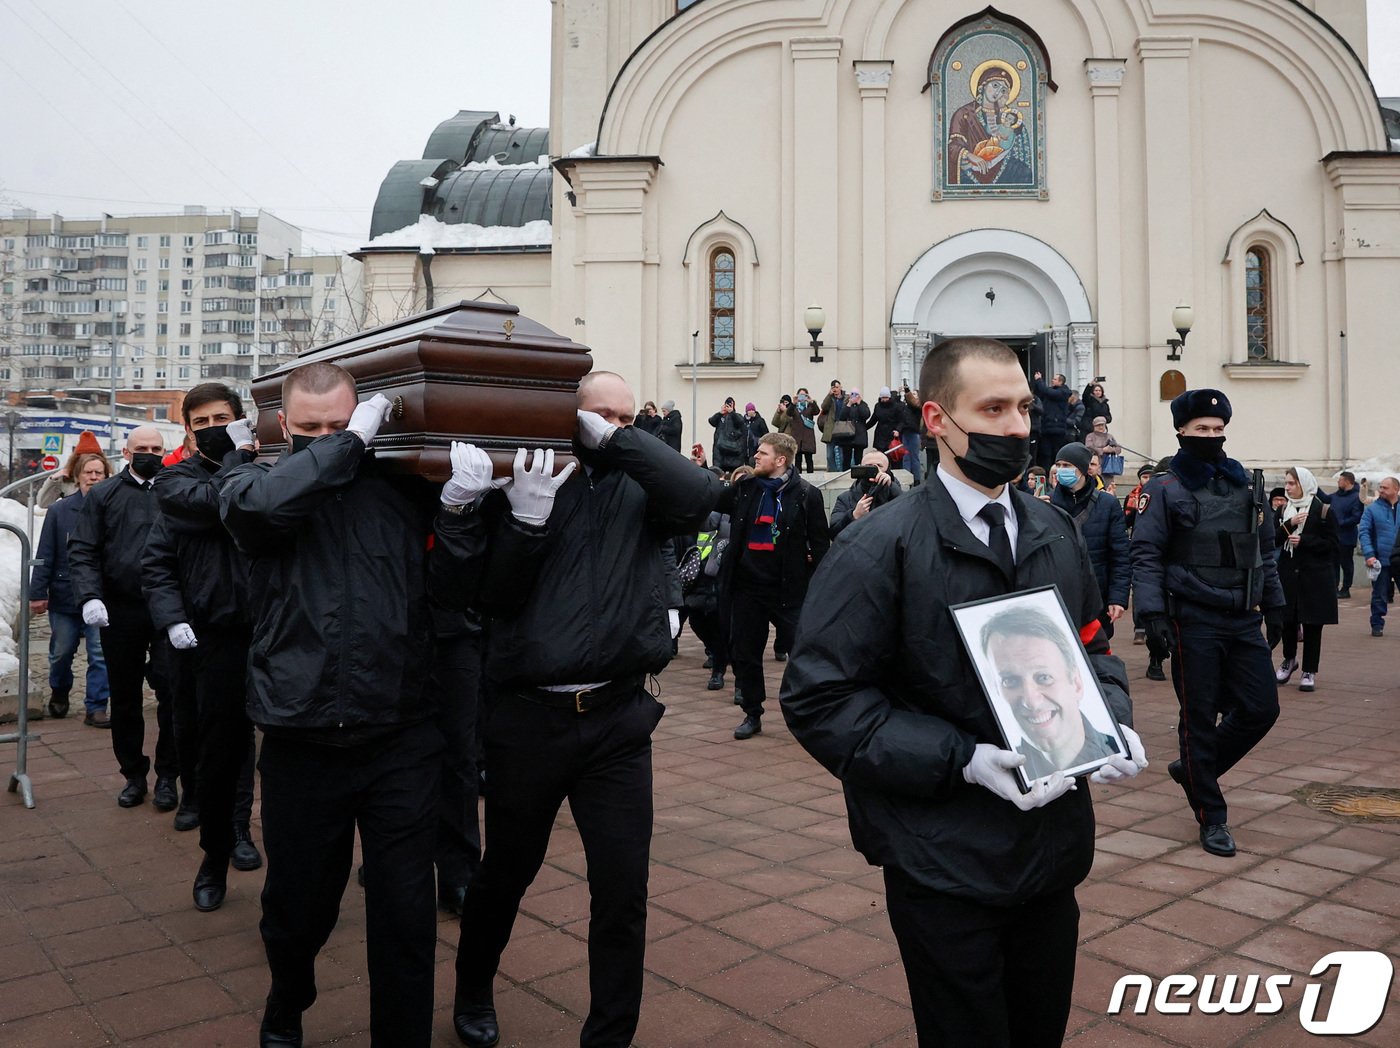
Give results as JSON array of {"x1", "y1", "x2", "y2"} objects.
[
  {"x1": 4, "y1": 409, "x2": 21, "y2": 483},
  {"x1": 107, "y1": 340, "x2": 119, "y2": 454},
  {"x1": 804, "y1": 304, "x2": 825, "y2": 364},
  {"x1": 690, "y1": 330, "x2": 699, "y2": 451},
  {"x1": 1166, "y1": 303, "x2": 1194, "y2": 361}
]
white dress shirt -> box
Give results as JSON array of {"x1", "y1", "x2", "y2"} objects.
[{"x1": 937, "y1": 464, "x2": 1019, "y2": 561}]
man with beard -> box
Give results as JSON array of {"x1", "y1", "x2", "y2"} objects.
[
  {"x1": 143, "y1": 383, "x2": 262, "y2": 913},
  {"x1": 69, "y1": 426, "x2": 180, "y2": 809},
  {"x1": 781, "y1": 337, "x2": 1143, "y2": 1048},
  {"x1": 715, "y1": 431, "x2": 829, "y2": 740},
  {"x1": 428, "y1": 371, "x2": 718, "y2": 1048},
  {"x1": 1131, "y1": 389, "x2": 1285, "y2": 858},
  {"x1": 220, "y1": 363, "x2": 439, "y2": 1047}
]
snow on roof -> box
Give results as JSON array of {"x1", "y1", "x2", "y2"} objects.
[
  {"x1": 364, "y1": 214, "x2": 552, "y2": 253},
  {"x1": 460, "y1": 155, "x2": 550, "y2": 171},
  {"x1": 567, "y1": 141, "x2": 597, "y2": 158}
]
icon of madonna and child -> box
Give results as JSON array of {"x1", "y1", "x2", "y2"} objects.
[{"x1": 945, "y1": 59, "x2": 1035, "y2": 188}]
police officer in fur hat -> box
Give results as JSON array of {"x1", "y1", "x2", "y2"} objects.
[{"x1": 1130, "y1": 389, "x2": 1285, "y2": 857}]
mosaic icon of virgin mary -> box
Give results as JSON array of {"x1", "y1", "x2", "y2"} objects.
[{"x1": 946, "y1": 61, "x2": 1034, "y2": 186}]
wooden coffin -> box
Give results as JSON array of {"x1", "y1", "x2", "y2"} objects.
[{"x1": 251, "y1": 300, "x2": 592, "y2": 480}]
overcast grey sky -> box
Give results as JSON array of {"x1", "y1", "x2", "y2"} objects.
[{"x1": 1, "y1": 0, "x2": 1396, "y2": 254}]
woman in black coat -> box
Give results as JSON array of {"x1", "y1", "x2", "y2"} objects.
[
  {"x1": 1079, "y1": 382, "x2": 1112, "y2": 438},
  {"x1": 837, "y1": 389, "x2": 872, "y2": 455},
  {"x1": 1274, "y1": 465, "x2": 1338, "y2": 692}
]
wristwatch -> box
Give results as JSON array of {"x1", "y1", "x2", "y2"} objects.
[{"x1": 440, "y1": 502, "x2": 468, "y2": 516}]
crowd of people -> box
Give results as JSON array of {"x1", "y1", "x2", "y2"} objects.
[{"x1": 19, "y1": 349, "x2": 1398, "y2": 1048}]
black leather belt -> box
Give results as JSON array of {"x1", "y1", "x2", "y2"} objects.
[{"x1": 516, "y1": 677, "x2": 641, "y2": 714}]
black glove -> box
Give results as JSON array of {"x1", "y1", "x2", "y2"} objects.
[
  {"x1": 1264, "y1": 606, "x2": 1284, "y2": 650},
  {"x1": 1143, "y1": 615, "x2": 1173, "y2": 661}
]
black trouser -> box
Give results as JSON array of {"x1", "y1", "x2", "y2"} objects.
[
  {"x1": 728, "y1": 587, "x2": 799, "y2": 717},
  {"x1": 1168, "y1": 612, "x2": 1280, "y2": 826},
  {"x1": 1282, "y1": 622, "x2": 1324, "y2": 674},
  {"x1": 434, "y1": 632, "x2": 482, "y2": 891},
  {"x1": 1336, "y1": 542, "x2": 1356, "y2": 591},
  {"x1": 687, "y1": 605, "x2": 729, "y2": 674},
  {"x1": 169, "y1": 649, "x2": 199, "y2": 804},
  {"x1": 259, "y1": 720, "x2": 442, "y2": 1047},
  {"x1": 795, "y1": 451, "x2": 815, "y2": 474},
  {"x1": 195, "y1": 627, "x2": 255, "y2": 864},
  {"x1": 101, "y1": 604, "x2": 177, "y2": 782},
  {"x1": 883, "y1": 867, "x2": 1079, "y2": 1048},
  {"x1": 456, "y1": 687, "x2": 662, "y2": 1048}
]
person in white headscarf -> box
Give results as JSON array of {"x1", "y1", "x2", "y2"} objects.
[{"x1": 1273, "y1": 466, "x2": 1338, "y2": 692}]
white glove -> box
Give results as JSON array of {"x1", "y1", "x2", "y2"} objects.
[
  {"x1": 82, "y1": 599, "x2": 109, "y2": 627},
  {"x1": 576, "y1": 409, "x2": 618, "y2": 451},
  {"x1": 962, "y1": 743, "x2": 1077, "y2": 811},
  {"x1": 226, "y1": 418, "x2": 255, "y2": 451},
  {"x1": 167, "y1": 623, "x2": 198, "y2": 650},
  {"x1": 1090, "y1": 724, "x2": 1148, "y2": 785},
  {"x1": 347, "y1": 393, "x2": 393, "y2": 448},
  {"x1": 441, "y1": 441, "x2": 508, "y2": 507},
  {"x1": 668, "y1": 609, "x2": 681, "y2": 639},
  {"x1": 506, "y1": 447, "x2": 577, "y2": 526}
]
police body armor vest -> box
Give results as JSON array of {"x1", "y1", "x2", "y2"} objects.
[{"x1": 1167, "y1": 475, "x2": 1261, "y2": 589}]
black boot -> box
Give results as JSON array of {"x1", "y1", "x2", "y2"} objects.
[
  {"x1": 47, "y1": 689, "x2": 70, "y2": 719},
  {"x1": 706, "y1": 671, "x2": 725, "y2": 691},
  {"x1": 734, "y1": 713, "x2": 762, "y2": 740},
  {"x1": 193, "y1": 854, "x2": 228, "y2": 912},
  {"x1": 1146, "y1": 657, "x2": 1166, "y2": 682},
  {"x1": 259, "y1": 997, "x2": 304, "y2": 1047},
  {"x1": 231, "y1": 823, "x2": 263, "y2": 871},
  {"x1": 152, "y1": 776, "x2": 179, "y2": 812},
  {"x1": 453, "y1": 1003, "x2": 500, "y2": 1047}
]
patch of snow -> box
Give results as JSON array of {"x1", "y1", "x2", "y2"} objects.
[
  {"x1": 459, "y1": 155, "x2": 550, "y2": 171},
  {"x1": 567, "y1": 141, "x2": 597, "y2": 158},
  {"x1": 0, "y1": 499, "x2": 46, "y2": 682},
  {"x1": 1336, "y1": 454, "x2": 1400, "y2": 483},
  {"x1": 364, "y1": 215, "x2": 552, "y2": 252}
]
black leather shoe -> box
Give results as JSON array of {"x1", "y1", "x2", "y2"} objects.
[
  {"x1": 231, "y1": 823, "x2": 263, "y2": 871},
  {"x1": 439, "y1": 881, "x2": 467, "y2": 916},
  {"x1": 1146, "y1": 658, "x2": 1166, "y2": 681},
  {"x1": 734, "y1": 714, "x2": 762, "y2": 740},
  {"x1": 706, "y1": 671, "x2": 725, "y2": 691},
  {"x1": 118, "y1": 778, "x2": 147, "y2": 807},
  {"x1": 733, "y1": 687, "x2": 744, "y2": 706},
  {"x1": 260, "y1": 1000, "x2": 304, "y2": 1047},
  {"x1": 702, "y1": 652, "x2": 714, "y2": 669},
  {"x1": 453, "y1": 1005, "x2": 500, "y2": 1047},
  {"x1": 1338, "y1": 589, "x2": 1351, "y2": 599},
  {"x1": 151, "y1": 776, "x2": 179, "y2": 812},
  {"x1": 173, "y1": 806, "x2": 200, "y2": 832},
  {"x1": 193, "y1": 855, "x2": 228, "y2": 912},
  {"x1": 773, "y1": 651, "x2": 788, "y2": 662},
  {"x1": 47, "y1": 690, "x2": 70, "y2": 719},
  {"x1": 1200, "y1": 823, "x2": 1236, "y2": 857}
]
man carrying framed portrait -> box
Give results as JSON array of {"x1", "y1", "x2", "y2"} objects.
[{"x1": 781, "y1": 337, "x2": 1146, "y2": 1048}]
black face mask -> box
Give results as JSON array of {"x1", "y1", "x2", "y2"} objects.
[
  {"x1": 1178, "y1": 434, "x2": 1226, "y2": 461},
  {"x1": 940, "y1": 414, "x2": 1030, "y2": 489},
  {"x1": 288, "y1": 434, "x2": 317, "y2": 455},
  {"x1": 130, "y1": 453, "x2": 164, "y2": 480},
  {"x1": 194, "y1": 424, "x2": 235, "y2": 462}
]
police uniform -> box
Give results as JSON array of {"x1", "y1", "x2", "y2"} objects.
[{"x1": 1130, "y1": 390, "x2": 1284, "y2": 855}]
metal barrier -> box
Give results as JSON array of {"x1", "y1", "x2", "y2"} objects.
[{"x1": 1, "y1": 519, "x2": 38, "y2": 808}]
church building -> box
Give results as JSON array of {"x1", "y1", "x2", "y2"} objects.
[{"x1": 356, "y1": 1, "x2": 1400, "y2": 467}]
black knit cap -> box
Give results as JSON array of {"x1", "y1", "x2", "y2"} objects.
[
  {"x1": 1055, "y1": 442, "x2": 1093, "y2": 476},
  {"x1": 1170, "y1": 388, "x2": 1232, "y2": 429}
]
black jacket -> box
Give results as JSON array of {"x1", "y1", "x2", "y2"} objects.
[
  {"x1": 714, "y1": 469, "x2": 829, "y2": 609},
  {"x1": 142, "y1": 451, "x2": 255, "y2": 633},
  {"x1": 837, "y1": 400, "x2": 872, "y2": 451},
  {"x1": 220, "y1": 432, "x2": 435, "y2": 731},
  {"x1": 657, "y1": 410, "x2": 684, "y2": 453},
  {"x1": 830, "y1": 474, "x2": 903, "y2": 538},
  {"x1": 31, "y1": 491, "x2": 88, "y2": 613},
  {"x1": 709, "y1": 410, "x2": 747, "y2": 469},
  {"x1": 1275, "y1": 498, "x2": 1339, "y2": 625},
  {"x1": 429, "y1": 425, "x2": 719, "y2": 688},
  {"x1": 1079, "y1": 390, "x2": 1112, "y2": 436},
  {"x1": 868, "y1": 400, "x2": 905, "y2": 452},
  {"x1": 635, "y1": 413, "x2": 663, "y2": 439},
  {"x1": 1033, "y1": 378, "x2": 1072, "y2": 439},
  {"x1": 69, "y1": 467, "x2": 161, "y2": 609},
  {"x1": 780, "y1": 476, "x2": 1131, "y2": 904}
]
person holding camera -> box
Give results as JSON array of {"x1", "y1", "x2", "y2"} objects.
[
  {"x1": 709, "y1": 397, "x2": 747, "y2": 472},
  {"x1": 830, "y1": 449, "x2": 903, "y2": 538}
]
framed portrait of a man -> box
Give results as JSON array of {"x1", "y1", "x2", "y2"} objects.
[{"x1": 951, "y1": 586, "x2": 1127, "y2": 791}]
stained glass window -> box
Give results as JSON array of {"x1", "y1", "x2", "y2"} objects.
[
  {"x1": 709, "y1": 248, "x2": 735, "y2": 360},
  {"x1": 1245, "y1": 248, "x2": 1272, "y2": 360}
]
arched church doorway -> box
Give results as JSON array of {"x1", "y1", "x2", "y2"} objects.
[{"x1": 890, "y1": 229, "x2": 1096, "y2": 389}]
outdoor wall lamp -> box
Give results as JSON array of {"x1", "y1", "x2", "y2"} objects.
[
  {"x1": 1166, "y1": 303, "x2": 1194, "y2": 361},
  {"x1": 804, "y1": 304, "x2": 826, "y2": 364}
]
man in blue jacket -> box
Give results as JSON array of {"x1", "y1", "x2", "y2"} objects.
[
  {"x1": 1329, "y1": 471, "x2": 1363, "y2": 598},
  {"x1": 1031, "y1": 371, "x2": 1072, "y2": 472},
  {"x1": 1360, "y1": 477, "x2": 1399, "y2": 636},
  {"x1": 782, "y1": 338, "x2": 1143, "y2": 1048},
  {"x1": 1049, "y1": 442, "x2": 1130, "y2": 637}
]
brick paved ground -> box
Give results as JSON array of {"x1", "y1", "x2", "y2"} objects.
[{"x1": 2, "y1": 594, "x2": 1398, "y2": 1046}]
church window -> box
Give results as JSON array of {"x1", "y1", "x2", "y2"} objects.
[
  {"x1": 1244, "y1": 247, "x2": 1272, "y2": 360},
  {"x1": 709, "y1": 247, "x2": 736, "y2": 361}
]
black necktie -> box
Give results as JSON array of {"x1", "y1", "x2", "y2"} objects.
[{"x1": 978, "y1": 503, "x2": 1015, "y2": 581}]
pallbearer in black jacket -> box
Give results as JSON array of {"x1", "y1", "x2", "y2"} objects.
[
  {"x1": 68, "y1": 426, "x2": 180, "y2": 810},
  {"x1": 781, "y1": 339, "x2": 1145, "y2": 1048},
  {"x1": 430, "y1": 371, "x2": 720, "y2": 1048},
  {"x1": 220, "y1": 363, "x2": 437, "y2": 1048}
]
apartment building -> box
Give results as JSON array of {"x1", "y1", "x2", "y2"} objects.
[{"x1": 0, "y1": 207, "x2": 362, "y2": 408}]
